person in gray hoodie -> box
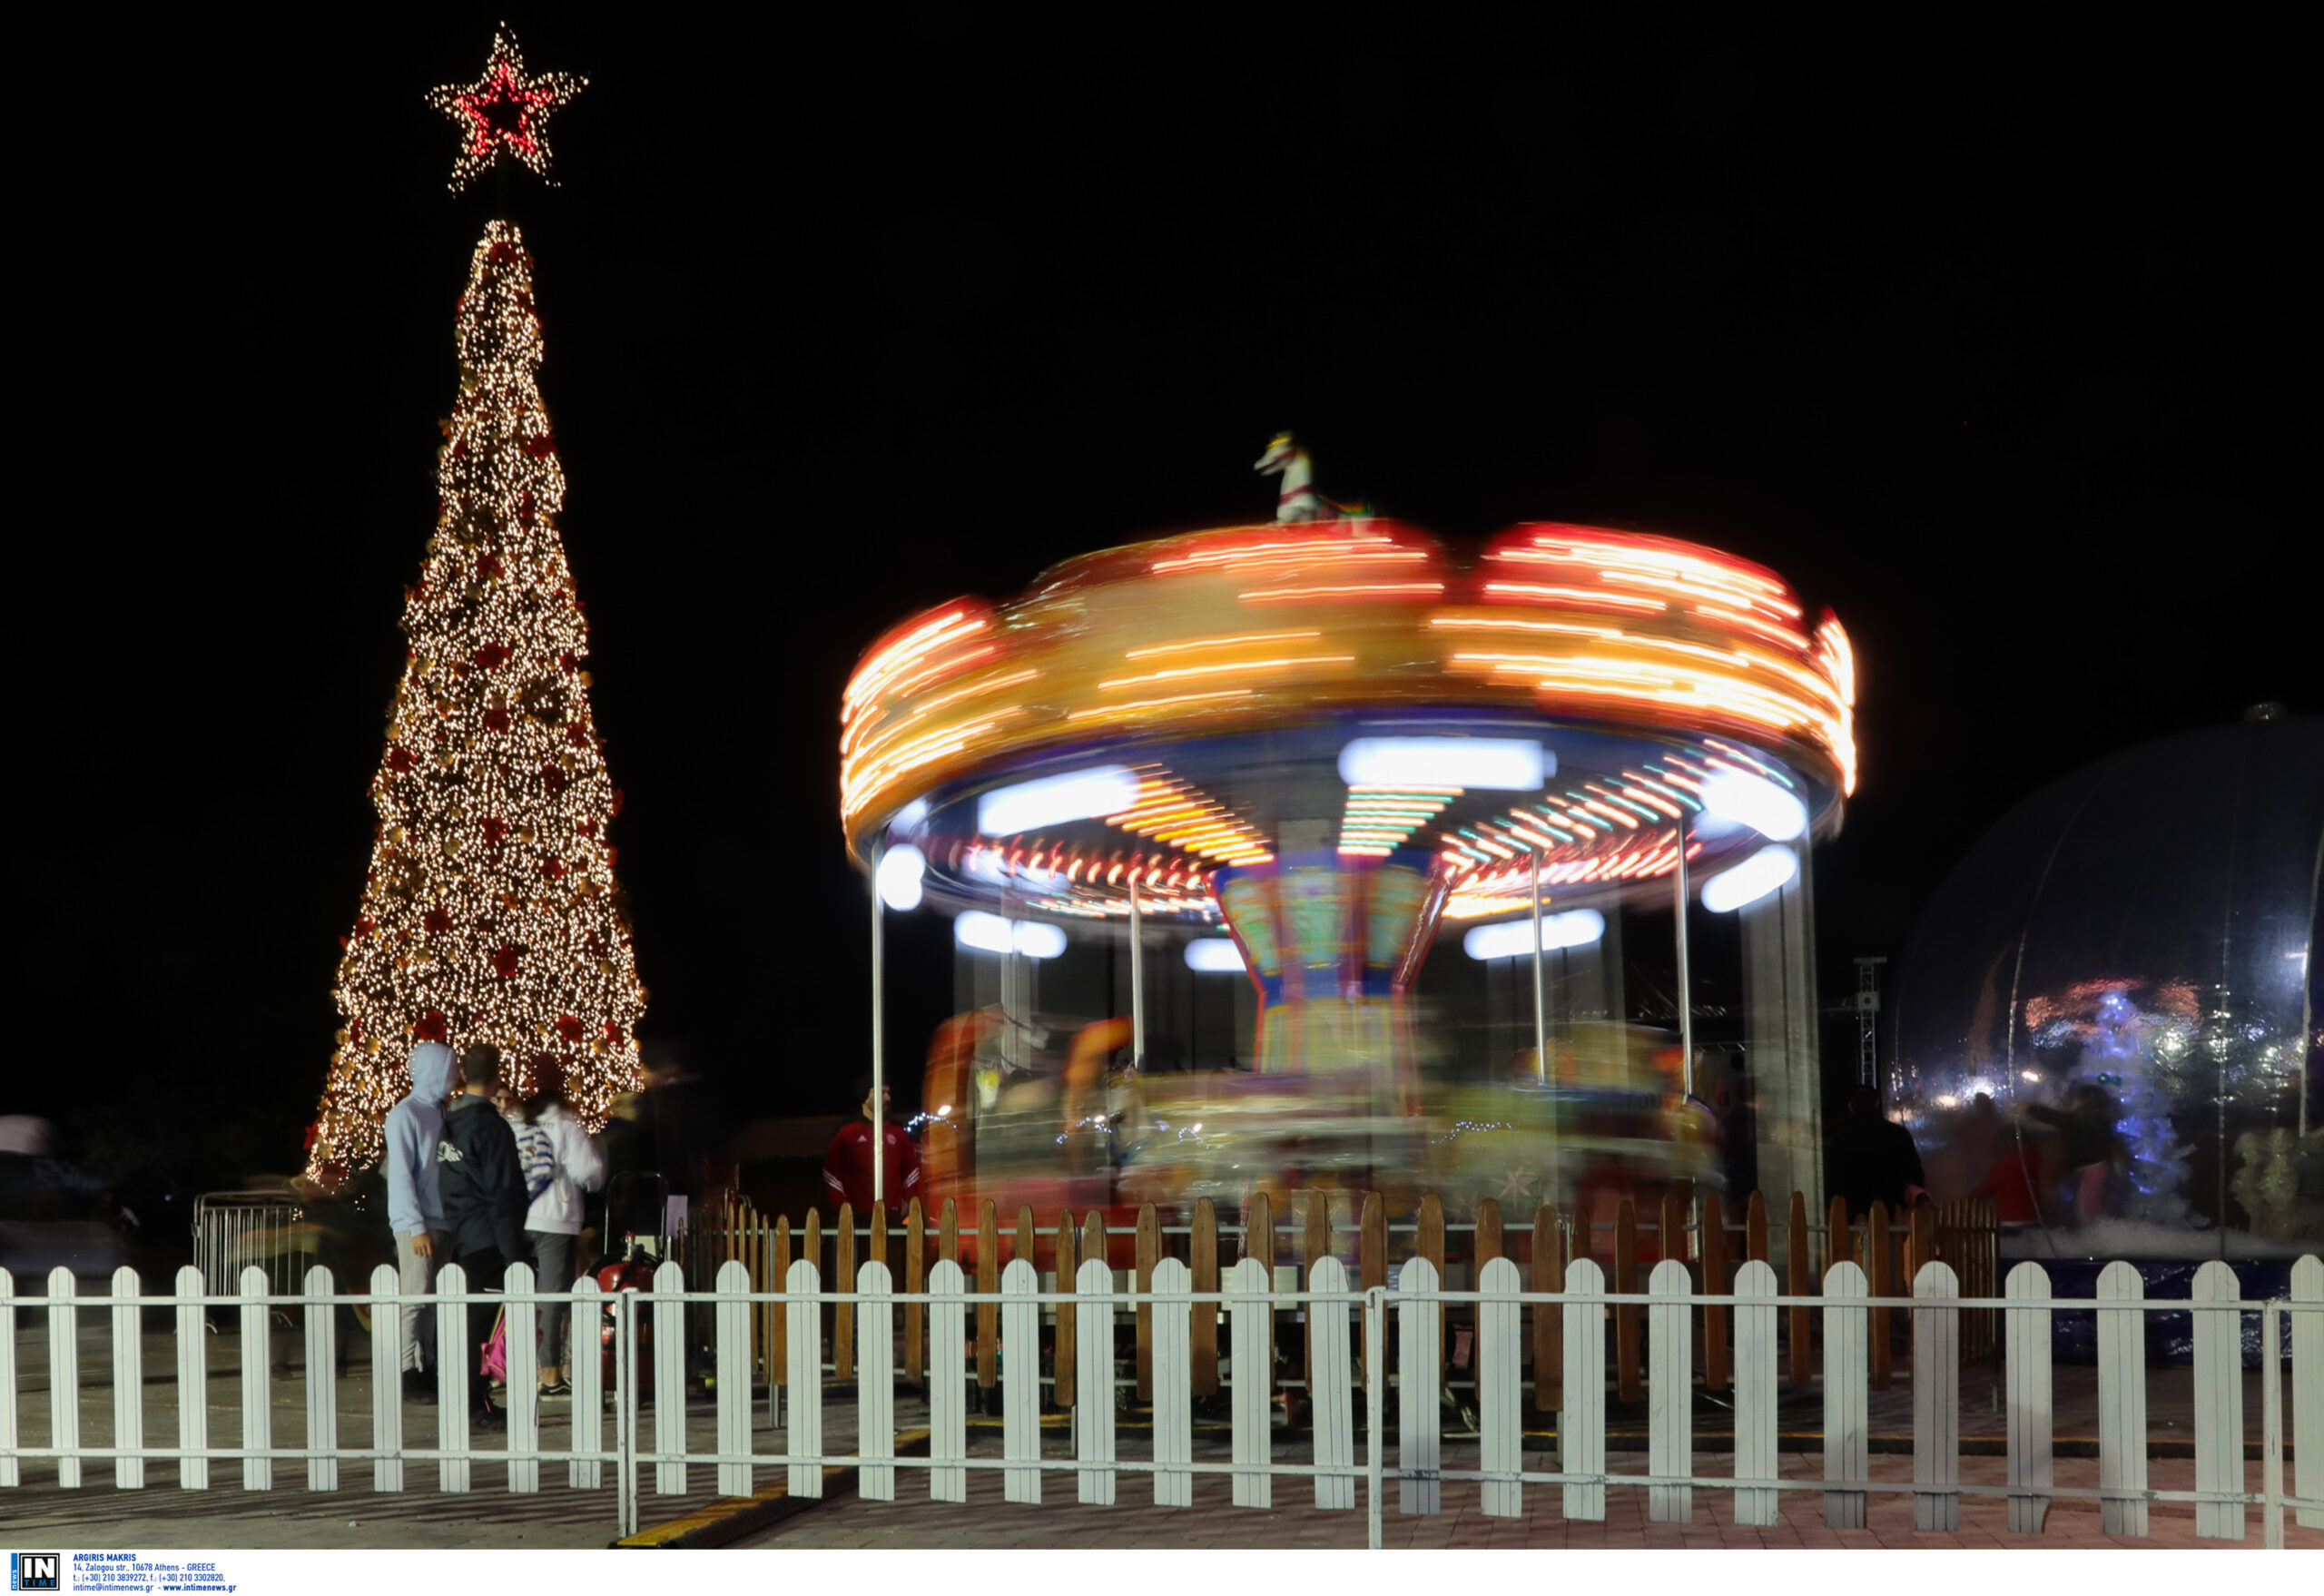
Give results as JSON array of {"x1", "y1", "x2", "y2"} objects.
[{"x1": 384, "y1": 1039, "x2": 457, "y2": 1404}]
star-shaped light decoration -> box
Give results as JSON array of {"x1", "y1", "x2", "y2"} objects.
[{"x1": 428, "y1": 25, "x2": 586, "y2": 192}]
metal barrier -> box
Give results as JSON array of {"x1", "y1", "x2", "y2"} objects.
[{"x1": 191, "y1": 1191, "x2": 315, "y2": 1302}]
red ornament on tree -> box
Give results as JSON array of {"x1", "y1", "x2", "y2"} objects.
[
  {"x1": 556, "y1": 1013, "x2": 587, "y2": 1043},
  {"x1": 485, "y1": 707, "x2": 512, "y2": 733},
  {"x1": 388, "y1": 746, "x2": 417, "y2": 773},
  {"x1": 423, "y1": 906, "x2": 454, "y2": 935},
  {"x1": 492, "y1": 944, "x2": 521, "y2": 979},
  {"x1": 474, "y1": 642, "x2": 512, "y2": 671},
  {"x1": 415, "y1": 1010, "x2": 449, "y2": 1042}
]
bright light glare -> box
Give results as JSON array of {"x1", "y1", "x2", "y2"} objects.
[
  {"x1": 1700, "y1": 770, "x2": 1808, "y2": 841},
  {"x1": 1462, "y1": 909, "x2": 1606, "y2": 961},
  {"x1": 1700, "y1": 844, "x2": 1799, "y2": 912},
  {"x1": 1337, "y1": 736, "x2": 1550, "y2": 791},
  {"x1": 875, "y1": 842, "x2": 927, "y2": 911},
  {"x1": 978, "y1": 765, "x2": 1140, "y2": 836},
  {"x1": 1184, "y1": 937, "x2": 1246, "y2": 972},
  {"x1": 891, "y1": 796, "x2": 931, "y2": 832},
  {"x1": 954, "y1": 910, "x2": 1068, "y2": 959}
]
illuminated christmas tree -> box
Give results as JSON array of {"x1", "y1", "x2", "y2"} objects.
[{"x1": 304, "y1": 219, "x2": 645, "y2": 1182}]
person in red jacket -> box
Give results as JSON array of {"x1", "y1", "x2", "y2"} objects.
[{"x1": 823, "y1": 1073, "x2": 921, "y2": 1217}]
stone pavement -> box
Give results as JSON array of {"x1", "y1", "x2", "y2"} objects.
[{"x1": 726, "y1": 1442, "x2": 2324, "y2": 1552}]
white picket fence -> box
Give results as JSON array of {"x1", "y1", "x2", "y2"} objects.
[{"x1": 3, "y1": 1255, "x2": 2320, "y2": 1548}]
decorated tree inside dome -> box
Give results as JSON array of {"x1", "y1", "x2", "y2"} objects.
[{"x1": 305, "y1": 221, "x2": 645, "y2": 1181}]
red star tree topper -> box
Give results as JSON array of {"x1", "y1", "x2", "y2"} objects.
[
  {"x1": 428, "y1": 25, "x2": 586, "y2": 192},
  {"x1": 306, "y1": 223, "x2": 645, "y2": 1182}
]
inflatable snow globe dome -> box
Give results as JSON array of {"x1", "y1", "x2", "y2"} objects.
[{"x1": 1889, "y1": 710, "x2": 2321, "y2": 1260}]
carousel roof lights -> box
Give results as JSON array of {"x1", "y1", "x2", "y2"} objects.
[
  {"x1": 1339, "y1": 737, "x2": 1550, "y2": 791},
  {"x1": 954, "y1": 911, "x2": 1067, "y2": 959},
  {"x1": 875, "y1": 842, "x2": 927, "y2": 911},
  {"x1": 1699, "y1": 770, "x2": 1810, "y2": 842},
  {"x1": 1700, "y1": 843, "x2": 1800, "y2": 912},
  {"x1": 977, "y1": 765, "x2": 1142, "y2": 837},
  {"x1": 1185, "y1": 938, "x2": 1246, "y2": 972},
  {"x1": 1462, "y1": 910, "x2": 1607, "y2": 961}
]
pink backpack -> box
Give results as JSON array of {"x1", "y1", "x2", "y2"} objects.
[{"x1": 480, "y1": 1305, "x2": 508, "y2": 1382}]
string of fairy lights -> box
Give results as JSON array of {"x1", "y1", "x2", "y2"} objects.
[{"x1": 304, "y1": 221, "x2": 644, "y2": 1182}]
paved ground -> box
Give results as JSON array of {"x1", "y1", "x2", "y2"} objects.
[{"x1": 5, "y1": 1318, "x2": 2316, "y2": 1551}]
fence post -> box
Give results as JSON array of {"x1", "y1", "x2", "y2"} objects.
[
  {"x1": 929, "y1": 1258, "x2": 966, "y2": 1502},
  {"x1": 716, "y1": 1257, "x2": 753, "y2": 1500},
  {"x1": 46, "y1": 1266, "x2": 81, "y2": 1490},
  {"x1": 835, "y1": 1201, "x2": 856, "y2": 1384},
  {"x1": 366, "y1": 1263, "x2": 400, "y2": 1493},
  {"x1": 1733, "y1": 1259, "x2": 1779, "y2": 1526},
  {"x1": 615, "y1": 1286, "x2": 639, "y2": 1539},
  {"x1": 1310, "y1": 1255, "x2": 1355, "y2": 1511},
  {"x1": 2294, "y1": 1255, "x2": 2324, "y2": 1528},
  {"x1": 2262, "y1": 1303, "x2": 2284, "y2": 1550},
  {"x1": 175, "y1": 1264, "x2": 208, "y2": 1491},
  {"x1": 1002, "y1": 1257, "x2": 1041, "y2": 1503},
  {"x1": 436, "y1": 1260, "x2": 468, "y2": 1489},
  {"x1": 1911, "y1": 1259, "x2": 1959, "y2": 1531},
  {"x1": 503, "y1": 1260, "x2": 537, "y2": 1495},
  {"x1": 653, "y1": 1258, "x2": 686, "y2": 1496},
  {"x1": 2004, "y1": 1262, "x2": 2052, "y2": 1533},
  {"x1": 860, "y1": 1258, "x2": 899, "y2": 1500},
  {"x1": 1702, "y1": 1192, "x2": 1728, "y2": 1394},
  {"x1": 1360, "y1": 1194, "x2": 1386, "y2": 1401},
  {"x1": 1054, "y1": 1209, "x2": 1078, "y2": 1411},
  {"x1": 1531, "y1": 1203, "x2": 1562, "y2": 1414},
  {"x1": 110, "y1": 1266, "x2": 145, "y2": 1492},
  {"x1": 1074, "y1": 1256, "x2": 1115, "y2": 1506},
  {"x1": 1478, "y1": 1256, "x2": 1522, "y2": 1519},
  {"x1": 1561, "y1": 1256, "x2": 1607, "y2": 1520},
  {"x1": 1152, "y1": 1256, "x2": 1194, "y2": 1507},
  {"x1": 0, "y1": 1271, "x2": 15, "y2": 1490},
  {"x1": 1229, "y1": 1256, "x2": 1273, "y2": 1509},
  {"x1": 1305, "y1": 1191, "x2": 1331, "y2": 1397},
  {"x1": 2096, "y1": 1259, "x2": 2149, "y2": 1536},
  {"x1": 236, "y1": 1265, "x2": 269, "y2": 1493},
  {"x1": 570, "y1": 1275, "x2": 603, "y2": 1489},
  {"x1": 1821, "y1": 1260, "x2": 1868, "y2": 1528},
  {"x1": 1364, "y1": 1285, "x2": 1385, "y2": 1551},
  {"x1": 1417, "y1": 1193, "x2": 1446, "y2": 1401},
  {"x1": 1397, "y1": 1256, "x2": 1442, "y2": 1515},
  {"x1": 300, "y1": 1265, "x2": 335, "y2": 1493},
  {"x1": 903, "y1": 1198, "x2": 925, "y2": 1384},
  {"x1": 1648, "y1": 1256, "x2": 1693, "y2": 1522},
  {"x1": 1191, "y1": 1197, "x2": 1220, "y2": 1397},
  {"x1": 784, "y1": 1257, "x2": 822, "y2": 1500},
  {"x1": 2191, "y1": 1259, "x2": 2246, "y2": 1541},
  {"x1": 771, "y1": 1216, "x2": 791, "y2": 1417}
]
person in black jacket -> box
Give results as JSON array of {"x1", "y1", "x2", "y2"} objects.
[
  {"x1": 1829, "y1": 1085, "x2": 1928, "y2": 1220},
  {"x1": 436, "y1": 1044, "x2": 532, "y2": 1426}
]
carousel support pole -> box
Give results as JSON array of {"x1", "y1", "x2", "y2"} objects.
[
  {"x1": 871, "y1": 840, "x2": 885, "y2": 1206},
  {"x1": 1673, "y1": 822, "x2": 1694, "y2": 1101},
  {"x1": 1129, "y1": 872, "x2": 1147, "y2": 1068}
]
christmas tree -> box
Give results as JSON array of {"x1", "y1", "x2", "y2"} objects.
[{"x1": 305, "y1": 221, "x2": 645, "y2": 1182}]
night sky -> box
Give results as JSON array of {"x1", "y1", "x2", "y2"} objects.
[{"x1": 15, "y1": 12, "x2": 2311, "y2": 1187}]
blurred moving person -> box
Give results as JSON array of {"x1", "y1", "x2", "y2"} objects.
[
  {"x1": 437, "y1": 1044, "x2": 531, "y2": 1427},
  {"x1": 384, "y1": 1041, "x2": 456, "y2": 1404},
  {"x1": 2021, "y1": 1080, "x2": 2127, "y2": 1225},
  {"x1": 1830, "y1": 1085, "x2": 1927, "y2": 1219},
  {"x1": 823, "y1": 1073, "x2": 921, "y2": 1219},
  {"x1": 513, "y1": 1059, "x2": 603, "y2": 1397}
]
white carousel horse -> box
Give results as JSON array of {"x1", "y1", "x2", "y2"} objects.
[
  {"x1": 1255, "y1": 431, "x2": 1372, "y2": 523},
  {"x1": 1255, "y1": 431, "x2": 1325, "y2": 522}
]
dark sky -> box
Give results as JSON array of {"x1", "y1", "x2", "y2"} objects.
[{"x1": 15, "y1": 10, "x2": 2312, "y2": 1178}]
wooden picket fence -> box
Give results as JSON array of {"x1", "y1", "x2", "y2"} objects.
[{"x1": 682, "y1": 1187, "x2": 2002, "y2": 1402}]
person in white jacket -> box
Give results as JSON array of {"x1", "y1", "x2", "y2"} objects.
[{"x1": 507, "y1": 1059, "x2": 606, "y2": 1397}]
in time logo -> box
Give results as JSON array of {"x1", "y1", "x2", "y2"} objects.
[{"x1": 11, "y1": 1554, "x2": 61, "y2": 1592}]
